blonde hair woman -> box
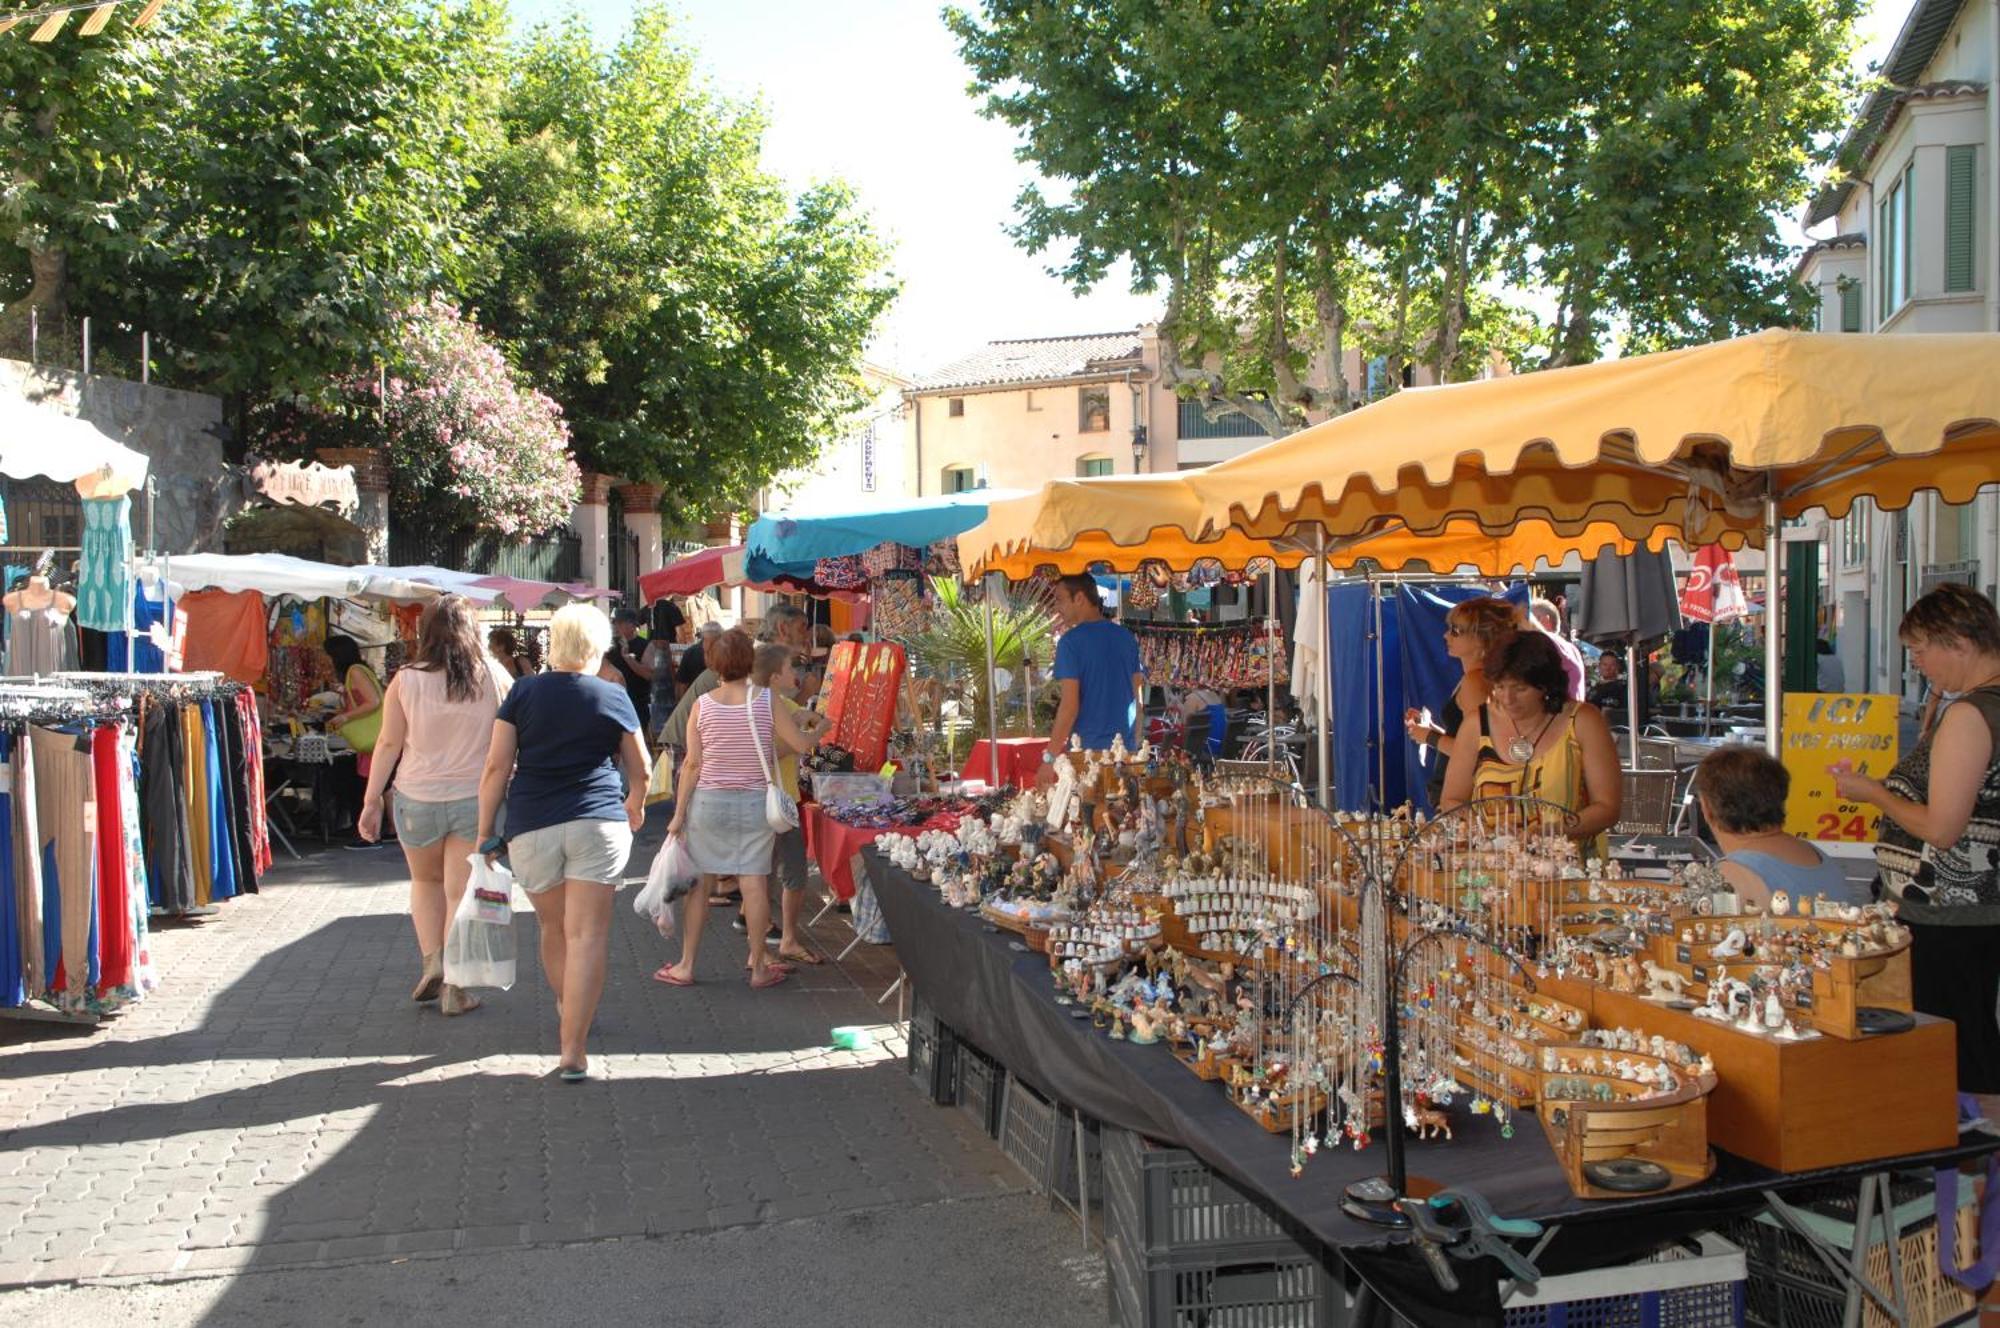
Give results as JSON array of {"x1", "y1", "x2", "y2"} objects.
[
  {"x1": 359, "y1": 595, "x2": 512, "y2": 1016},
  {"x1": 477, "y1": 603, "x2": 649, "y2": 1081}
]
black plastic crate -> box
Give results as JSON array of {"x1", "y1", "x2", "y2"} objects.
[
  {"x1": 954, "y1": 1042, "x2": 1005, "y2": 1138},
  {"x1": 1106, "y1": 1232, "x2": 1344, "y2": 1328},
  {"x1": 1049, "y1": 1109, "x2": 1102, "y2": 1219},
  {"x1": 1102, "y1": 1125, "x2": 1294, "y2": 1263},
  {"x1": 999, "y1": 1074, "x2": 1061, "y2": 1193},
  {"x1": 906, "y1": 995, "x2": 956, "y2": 1106}
]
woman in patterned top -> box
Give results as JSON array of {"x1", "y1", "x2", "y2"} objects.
[{"x1": 1833, "y1": 582, "x2": 2000, "y2": 1099}]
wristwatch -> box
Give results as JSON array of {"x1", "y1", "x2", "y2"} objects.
[{"x1": 1040, "y1": 750, "x2": 1055, "y2": 765}]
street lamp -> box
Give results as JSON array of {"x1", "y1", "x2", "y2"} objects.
[{"x1": 1131, "y1": 424, "x2": 1149, "y2": 473}]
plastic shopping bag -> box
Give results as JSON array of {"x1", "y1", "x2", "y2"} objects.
[
  {"x1": 645, "y1": 749, "x2": 675, "y2": 806},
  {"x1": 633, "y1": 834, "x2": 699, "y2": 939},
  {"x1": 445, "y1": 854, "x2": 518, "y2": 990}
]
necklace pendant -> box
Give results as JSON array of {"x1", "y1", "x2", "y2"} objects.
[{"x1": 1506, "y1": 737, "x2": 1536, "y2": 763}]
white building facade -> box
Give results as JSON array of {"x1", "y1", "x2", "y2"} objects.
[{"x1": 1796, "y1": 0, "x2": 2000, "y2": 700}]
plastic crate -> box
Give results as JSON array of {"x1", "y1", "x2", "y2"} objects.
[
  {"x1": 999, "y1": 1074, "x2": 1062, "y2": 1193},
  {"x1": 1730, "y1": 1193, "x2": 1979, "y2": 1328},
  {"x1": 1105, "y1": 1232, "x2": 1345, "y2": 1328},
  {"x1": 1102, "y1": 1126, "x2": 1294, "y2": 1263},
  {"x1": 906, "y1": 995, "x2": 956, "y2": 1107},
  {"x1": 1503, "y1": 1231, "x2": 1746, "y2": 1328},
  {"x1": 954, "y1": 1043, "x2": 1005, "y2": 1138},
  {"x1": 1049, "y1": 1110, "x2": 1102, "y2": 1219}
]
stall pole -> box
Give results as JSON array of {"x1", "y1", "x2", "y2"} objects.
[
  {"x1": 1763, "y1": 492, "x2": 1783, "y2": 757},
  {"x1": 1625, "y1": 643, "x2": 1641, "y2": 770},
  {"x1": 1704, "y1": 621, "x2": 1717, "y2": 734},
  {"x1": 1314, "y1": 530, "x2": 1332, "y2": 809},
  {"x1": 982, "y1": 575, "x2": 1001, "y2": 789},
  {"x1": 1265, "y1": 559, "x2": 1278, "y2": 776}
]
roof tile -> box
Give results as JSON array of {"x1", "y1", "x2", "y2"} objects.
[{"x1": 909, "y1": 331, "x2": 1144, "y2": 394}]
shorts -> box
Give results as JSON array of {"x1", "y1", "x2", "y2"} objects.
[
  {"x1": 392, "y1": 790, "x2": 480, "y2": 848},
  {"x1": 507, "y1": 818, "x2": 635, "y2": 893},
  {"x1": 773, "y1": 826, "x2": 808, "y2": 892}
]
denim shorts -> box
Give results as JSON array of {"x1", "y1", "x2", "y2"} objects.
[
  {"x1": 507, "y1": 818, "x2": 635, "y2": 893},
  {"x1": 392, "y1": 791, "x2": 481, "y2": 848}
]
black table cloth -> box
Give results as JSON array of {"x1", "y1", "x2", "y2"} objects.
[{"x1": 864, "y1": 850, "x2": 1999, "y2": 1326}]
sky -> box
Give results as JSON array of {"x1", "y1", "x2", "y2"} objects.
[{"x1": 510, "y1": 0, "x2": 1920, "y2": 377}]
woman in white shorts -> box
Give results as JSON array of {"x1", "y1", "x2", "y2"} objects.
[
  {"x1": 477, "y1": 604, "x2": 649, "y2": 1081},
  {"x1": 358, "y1": 594, "x2": 511, "y2": 1016}
]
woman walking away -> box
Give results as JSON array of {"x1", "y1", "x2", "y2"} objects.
[
  {"x1": 657, "y1": 629, "x2": 818, "y2": 989},
  {"x1": 358, "y1": 595, "x2": 512, "y2": 1015},
  {"x1": 477, "y1": 604, "x2": 649, "y2": 1081}
]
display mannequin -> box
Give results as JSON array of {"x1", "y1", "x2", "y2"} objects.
[{"x1": 4, "y1": 554, "x2": 78, "y2": 677}]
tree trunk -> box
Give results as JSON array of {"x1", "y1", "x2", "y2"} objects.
[
  {"x1": 0, "y1": 244, "x2": 68, "y2": 355},
  {"x1": 1312, "y1": 231, "x2": 1350, "y2": 417},
  {"x1": 1267, "y1": 238, "x2": 1308, "y2": 419}
]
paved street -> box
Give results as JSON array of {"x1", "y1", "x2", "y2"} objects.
[{"x1": 0, "y1": 815, "x2": 1103, "y2": 1326}]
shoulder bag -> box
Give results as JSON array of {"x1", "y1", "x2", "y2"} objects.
[{"x1": 746, "y1": 686, "x2": 800, "y2": 833}]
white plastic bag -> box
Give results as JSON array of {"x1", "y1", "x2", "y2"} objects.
[
  {"x1": 633, "y1": 834, "x2": 699, "y2": 939},
  {"x1": 445, "y1": 854, "x2": 518, "y2": 990}
]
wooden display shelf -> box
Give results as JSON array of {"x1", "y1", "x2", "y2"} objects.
[
  {"x1": 1648, "y1": 925, "x2": 1914, "y2": 1041},
  {"x1": 1536, "y1": 1044, "x2": 1717, "y2": 1199},
  {"x1": 1589, "y1": 986, "x2": 1958, "y2": 1172}
]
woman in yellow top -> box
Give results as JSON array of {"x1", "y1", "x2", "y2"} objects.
[{"x1": 1440, "y1": 632, "x2": 1622, "y2": 855}]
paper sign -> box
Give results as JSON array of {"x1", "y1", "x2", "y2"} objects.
[{"x1": 1782, "y1": 693, "x2": 1899, "y2": 842}]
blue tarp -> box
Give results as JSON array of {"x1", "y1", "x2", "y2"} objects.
[
  {"x1": 1325, "y1": 582, "x2": 1528, "y2": 813},
  {"x1": 743, "y1": 490, "x2": 1024, "y2": 583}
]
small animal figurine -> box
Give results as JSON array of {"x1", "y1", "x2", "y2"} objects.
[
  {"x1": 1409, "y1": 1105, "x2": 1453, "y2": 1140},
  {"x1": 1641, "y1": 960, "x2": 1687, "y2": 1000}
]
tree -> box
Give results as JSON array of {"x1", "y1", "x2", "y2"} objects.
[
  {"x1": 465, "y1": 5, "x2": 897, "y2": 523},
  {"x1": 111, "y1": 0, "x2": 506, "y2": 401},
  {"x1": 947, "y1": 0, "x2": 1862, "y2": 432}
]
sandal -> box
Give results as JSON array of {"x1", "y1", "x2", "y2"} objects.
[
  {"x1": 748, "y1": 968, "x2": 791, "y2": 990},
  {"x1": 775, "y1": 948, "x2": 824, "y2": 966},
  {"x1": 652, "y1": 966, "x2": 696, "y2": 987},
  {"x1": 559, "y1": 1065, "x2": 589, "y2": 1083},
  {"x1": 411, "y1": 951, "x2": 443, "y2": 1003}
]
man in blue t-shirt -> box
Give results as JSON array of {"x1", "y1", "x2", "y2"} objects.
[{"x1": 1037, "y1": 573, "x2": 1145, "y2": 786}]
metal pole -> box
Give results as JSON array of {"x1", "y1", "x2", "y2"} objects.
[
  {"x1": 982, "y1": 577, "x2": 1001, "y2": 788},
  {"x1": 141, "y1": 331, "x2": 150, "y2": 386},
  {"x1": 28, "y1": 307, "x2": 37, "y2": 366},
  {"x1": 1315, "y1": 529, "x2": 1332, "y2": 809},
  {"x1": 1266, "y1": 559, "x2": 1278, "y2": 776},
  {"x1": 81, "y1": 317, "x2": 91, "y2": 378},
  {"x1": 1625, "y1": 643, "x2": 1641, "y2": 770},
  {"x1": 1704, "y1": 619, "x2": 1717, "y2": 735},
  {"x1": 1764, "y1": 494, "x2": 1783, "y2": 757}
]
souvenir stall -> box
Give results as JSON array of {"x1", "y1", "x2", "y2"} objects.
[{"x1": 885, "y1": 330, "x2": 2000, "y2": 1328}]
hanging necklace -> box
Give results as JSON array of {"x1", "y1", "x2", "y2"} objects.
[{"x1": 1505, "y1": 708, "x2": 1557, "y2": 764}]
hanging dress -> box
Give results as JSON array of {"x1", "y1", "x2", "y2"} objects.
[{"x1": 76, "y1": 496, "x2": 135, "y2": 634}]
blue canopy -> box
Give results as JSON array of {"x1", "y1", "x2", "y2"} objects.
[{"x1": 744, "y1": 489, "x2": 1024, "y2": 583}]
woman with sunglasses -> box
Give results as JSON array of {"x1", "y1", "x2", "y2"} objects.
[
  {"x1": 1439, "y1": 631, "x2": 1621, "y2": 855},
  {"x1": 1405, "y1": 597, "x2": 1518, "y2": 803}
]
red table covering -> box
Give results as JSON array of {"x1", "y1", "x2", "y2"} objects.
[
  {"x1": 801, "y1": 802, "x2": 973, "y2": 901},
  {"x1": 960, "y1": 737, "x2": 1048, "y2": 789}
]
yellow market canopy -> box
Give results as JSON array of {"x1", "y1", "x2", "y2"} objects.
[{"x1": 1183, "y1": 329, "x2": 2000, "y2": 546}]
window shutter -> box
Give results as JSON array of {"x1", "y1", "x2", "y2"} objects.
[
  {"x1": 1840, "y1": 281, "x2": 1863, "y2": 332},
  {"x1": 1946, "y1": 145, "x2": 1977, "y2": 293}
]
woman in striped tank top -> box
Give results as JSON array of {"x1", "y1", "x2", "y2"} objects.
[{"x1": 659, "y1": 629, "x2": 818, "y2": 989}]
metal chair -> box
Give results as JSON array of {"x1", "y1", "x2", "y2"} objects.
[{"x1": 1613, "y1": 769, "x2": 1679, "y2": 836}]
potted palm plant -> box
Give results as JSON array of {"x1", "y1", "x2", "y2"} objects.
[{"x1": 908, "y1": 575, "x2": 1058, "y2": 756}]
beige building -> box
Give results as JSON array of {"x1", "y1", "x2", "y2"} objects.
[
  {"x1": 767, "y1": 363, "x2": 912, "y2": 510},
  {"x1": 1796, "y1": 0, "x2": 2000, "y2": 699},
  {"x1": 901, "y1": 325, "x2": 1455, "y2": 495}
]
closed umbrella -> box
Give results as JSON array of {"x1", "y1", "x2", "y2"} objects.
[{"x1": 1576, "y1": 546, "x2": 1682, "y2": 763}]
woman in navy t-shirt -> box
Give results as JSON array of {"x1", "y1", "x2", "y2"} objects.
[{"x1": 477, "y1": 604, "x2": 650, "y2": 1082}]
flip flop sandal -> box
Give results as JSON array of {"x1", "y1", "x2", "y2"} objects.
[
  {"x1": 559, "y1": 1065, "x2": 589, "y2": 1083},
  {"x1": 748, "y1": 968, "x2": 791, "y2": 989},
  {"x1": 775, "y1": 949, "x2": 825, "y2": 966},
  {"x1": 652, "y1": 966, "x2": 696, "y2": 987}
]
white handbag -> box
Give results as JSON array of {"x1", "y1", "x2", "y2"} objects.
[{"x1": 747, "y1": 686, "x2": 800, "y2": 834}]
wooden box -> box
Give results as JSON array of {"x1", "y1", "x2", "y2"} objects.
[{"x1": 1589, "y1": 986, "x2": 1958, "y2": 1172}]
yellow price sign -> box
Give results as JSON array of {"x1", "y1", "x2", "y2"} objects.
[{"x1": 1782, "y1": 693, "x2": 1899, "y2": 843}]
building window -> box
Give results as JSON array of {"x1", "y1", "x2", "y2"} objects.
[
  {"x1": 1078, "y1": 386, "x2": 1110, "y2": 433},
  {"x1": 1177, "y1": 399, "x2": 1267, "y2": 440},
  {"x1": 1879, "y1": 162, "x2": 1914, "y2": 317},
  {"x1": 942, "y1": 464, "x2": 977, "y2": 493},
  {"x1": 1839, "y1": 278, "x2": 1863, "y2": 332},
  {"x1": 1946, "y1": 144, "x2": 1978, "y2": 293},
  {"x1": 1077, "y1": 455, "x2": 1114, "y2": 478},
  {"x1": 1842, "y1": 498, "x2": 1869, "y2": 568},
  {"x1": 947, "y1": 397, "x2": 965, "y2": 417}
]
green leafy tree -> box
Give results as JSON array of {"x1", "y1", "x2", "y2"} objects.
[
  {"x1": 465, "y1": 5, "x2": 898, "y2": 523},
  {"x1": 948, "y1": 0, "x2": 1862, "y2": 431}
]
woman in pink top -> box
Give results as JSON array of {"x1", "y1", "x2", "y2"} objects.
[
  {"x1": 659, "y1": 629, "x2": 816, "y2": 989},
  {"x1": 358, "y1": 595, "x2": 512, "y2": 1015}
]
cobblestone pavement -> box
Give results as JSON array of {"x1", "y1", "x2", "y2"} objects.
[{"x1": 0, "y1": 817, "x2": 1096, "y2": 1322}]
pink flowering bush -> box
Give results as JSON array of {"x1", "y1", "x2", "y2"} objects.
[
  {"x1": 379, "y1": 297, "x2": 580, "y2": 535},
  {"x1": 254, "y1": 296, "x2": 581, "y2": 537}
]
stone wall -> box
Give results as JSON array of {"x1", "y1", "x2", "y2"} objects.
[{"x1": 1, "y1": 357, "x2": 231, "y2": 554}]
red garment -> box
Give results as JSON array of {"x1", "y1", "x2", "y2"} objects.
[
  {"x1": 92, "y1": 726, "x2": 132, "y2": 995},
  {"x1": 181, "y1": 590, "x2": 270, "y2": 684},
  {"x1": 237, "y1": 691, "x2": 272, "y2": 874}
]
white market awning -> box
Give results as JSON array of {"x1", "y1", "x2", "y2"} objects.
[
  {"x1": 168, "y1": 553, "x2": 372, "y2": 600},
  {"x1": 0, "y1": 395, "x2": 151, "y2": 496}
]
